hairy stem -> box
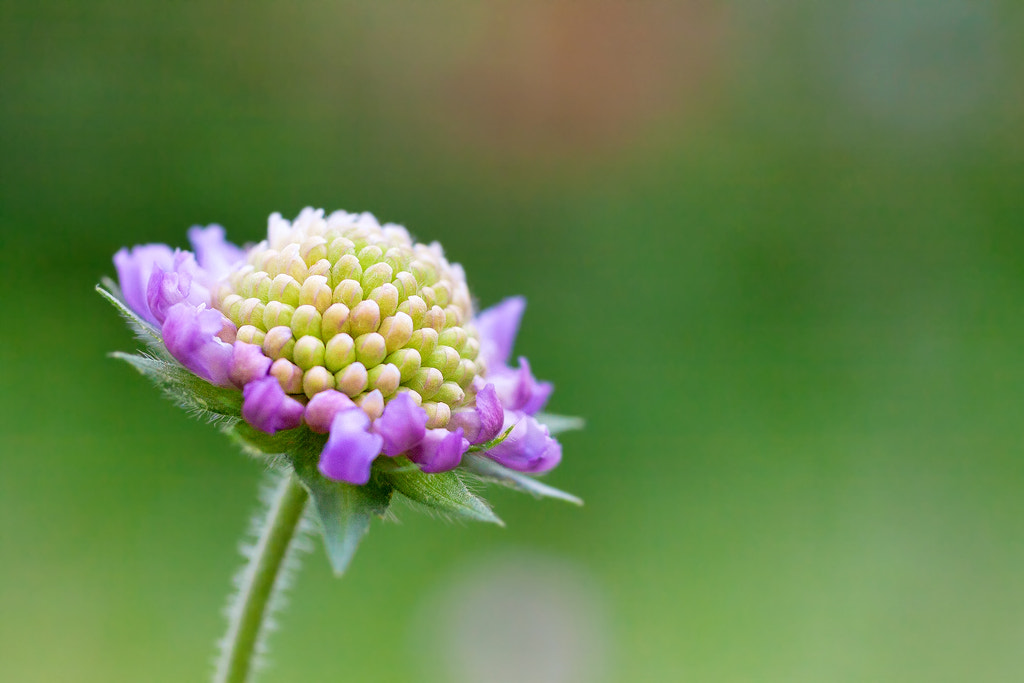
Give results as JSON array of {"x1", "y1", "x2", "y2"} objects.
[{"x1": 215, "y1": 472, "x2": 309, "y2": 683}]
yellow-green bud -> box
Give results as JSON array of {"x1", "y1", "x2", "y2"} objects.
[
  {"x1": 379, "y1": 312, "x2": 414, "y2": 353},
  {"x1": 263, "y1": 326, "x2": 295, "y2": 361},
  {"x1": 355, "y1": 390, "x2": 385, "y2": 419},
  {"x1": 367, "y1": 363, "x2": 401, "y2": 397},
  {"x1": 321, "y1": 303, "x2": 350, "y2": 341},
  {"x1": 369, "y1": 283, "x2": 400, "y2": 318},
  {"x1": 236, "y1": 325, "x2": 266, "y2": 346},
  {"x1": 293, "y1": 335, "x2": 326, "y2": 371},
  {"x1": 303, "y1": 365, "x2": 335, "y2": 399},
  {"x1": 333, "y1": 278, "x2": 363, "y2": 309},
  {"x1": 336, "y1": 362, "x2": 368, "y2": 397},
  {"x1": 271, "y1": 358, "x2": 304, "y2": 394},
  {"x1": 290, "y1": 304, "x2": 322, "y2": 339},
  {"x1": 325, "y1": 333, "x2": 356, "y2": 372},
  {"x1": 299, "y1": 275, "x2": 333, "y2": 313},
  {"x1": 263, "y1": 301, "x2": 295, "y2": 329},
  {"x1": 386, "y1": 348, "x2": 421, "y2": 382},
  {"x1": 354, "y1": 332, "x2": 387, "y2": 369},
  {"x1": 421, "y1": 401, "x2": 451, "y2": 429},
  {"x1": 408, "y1": 367, "x2": 443, "y2": 400},
  {"x1": 348, "y1": 300, "x2": 381, "y2": 337},
  {"x1": 269, "y1": 274, "x2": 301, "y2": 307}
]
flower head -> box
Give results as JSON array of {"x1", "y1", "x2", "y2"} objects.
[{"x1": 106, "y1": 208, "x2": 574, "y2": 491}]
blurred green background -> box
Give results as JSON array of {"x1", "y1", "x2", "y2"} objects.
[{"x1": 2, "y1": 1, "x2": 1024, "y2": 681}]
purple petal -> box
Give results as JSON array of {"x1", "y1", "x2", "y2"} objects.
[
  {"x1": 449, "y1": 383, "x2": 504, "y2": 444},
  {"x1": 145, "y1": 251, "x2": 211, "y2": 324},
  {"x1": 113, "y1": 244, "x2": 176, "y2": 325},
  {"x1": 407, "y1": 427, "x2": 469, "y2": 474},
  {"x1": 372, "y1": 393, "x2": 428, "y2": 456},
  {"x1": 187, "y1": 225, "x2": 245, "y2": 281},
  {"x1": 229, "y1": 341, "x2": 273, "y2": 389},
  {"x1": 489, "y1": 357, "x2": 553, "y2": 416},
  {"x1": 304, "y1": 390, "x2": 357, "y2": 434},
  {"x1": 319, "y1": 409, "x2": 385, "y2": 485},
  {"x1": 242, "y1": 376, "x2": 305, "y2": 434},
  {"x1": 484, "y1": 413, "x2": 561, "y2": 474},
  {"x1": 475, "y1": 296, "x2": 526, "y2": 369},
  {"x1": 161, "y1": 303, "x2": 236, "y2": 386}
]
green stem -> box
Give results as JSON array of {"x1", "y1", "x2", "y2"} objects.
[{"x1": 215, "y1": 472, "x2": 309, "y2": 683}]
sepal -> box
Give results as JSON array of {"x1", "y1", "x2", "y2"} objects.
[
  {"x1": 111, "y1": 351, "x2": 242, "y2": 420},
  {"x1": 293, "y1": 461, "x2": 393, "y2": 576},
  {"x1": 97, "y1": 282, "x2": 166, "y2": 354},
  {"x1": 462, "y1": 453, "x2": 582, "y2": 506},
  {"x1": 535, "y1": 412, "x2": 586, "y2": 436},
  {"x1": 378, "y1": 458, "x2": 503, "y2": 525}
]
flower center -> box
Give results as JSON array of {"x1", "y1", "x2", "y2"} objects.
[{"x1": 213, "y1": 210, "x2": 482, "y2": 428}]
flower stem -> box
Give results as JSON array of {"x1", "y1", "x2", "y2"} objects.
[{"x1": 215, "y1": 472, "x2": 309, "y2": 683}]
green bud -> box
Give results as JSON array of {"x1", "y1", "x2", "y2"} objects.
[
  {"x1": 327, "y1": 237, "x2": 355, "y2": 265},
  {"x1": 386, "y1": 348, "x2": 421, "y2": 382},
  {"x1": 300, "y1": 236, "x2": 328, "y2": 266},
  {"x1": 263, "y1": 326, "x2": 295, "y2": 361},
  {"x1": 331, "y1": 254, "x2": 362, "y2": 287},
  {"x1": 321, "y1": 303, "x2": 350, "y2": 341},
  {"x1": 348, "y1": 300, "x2": 381, "y2": 337},
  {"x1": 462, "y1": 336, "x2": 480, "y2": 361},
  {"x1": 269, "y1": 274, "x2": 301, "y2": 308},
  {"x1": 397, "y1": 295, "x2": 427, "y2": 327},
  {"x1": 308, "y1": 258, "x2": 332, "y2": 280},
  {"x1": 421, "y1": 401, "x2": 451, "y2": 429},
  {"x1": 299, "y1": 275, "x2": 333, "y2": 313},
  {"x1": 424, "y1": 345, "x2": 460, "y2": 378},
  {"x1": 238, "y1": 298, "x2": 266, "y2": 328},
  {"x1": 354, "y1": 332, "x2": 387, "y2": 369},
  {"x1": 236, "y1": 325, "x2": 266, "y2": 346},
  {"x1": 361, "y1": 261, "x2": 393, "y2": 293},
  {"x1": 408, "y1": 328, "x2": 438, "y2": 358},
  {"x1": 357, "y1": 245, "x2": 384, "y2": 269},
  {"x1": 263, "y1": 301, "x2": 295, "y2": 329},
  {"x1": 423, "y1": 305, "x2": 446, "y2": 332},
  {"x1": 324, "y1": 333, "x2": 356, "y2": 372},
  {"x1": 290, "y1": 304, "x2": 322, "y2": 339},
  {"x1": 303, "y1": 365, "x2": 335, "y2": 399},
  {"x1": 409, "y1": 259, "x2": 437, "y2": 287},
  {"x1": 393, "y1": 271, "x2": 418, "y2": 300},
  {"x1": 332, "y1": 278, "x2": 363, "y2": 309},
  {"x1": 369, "y1": 283, "x2": 399, "y2": 318},
  {"x1": 438, "y1": 326, "x2": 468, "y2": 352},
  {"x1": 451, "y1": 359, "x2": 478, "y2": 389},
  {"x1": 271, "y1": 358, "x2": 304, "y2": 394},
  {"x1": 379, "y1": 312, "x2": 414, "y2": 353},
  {"x1": 355, "y1": 390, "x2": 385, "y2": 419},
  {"x1": 293, "y1": 335, "x2": 326, "y2": 371},
  {"x1": 367, "y1": 363, "x2": 401, "y2": 397},
  {"x1": 408, "y1": 367, "x2": 443, "y2": 400},
  {"x1": 433, "y1": 381, "x2": 465, "y2": 406},
  {"x1": 335, "y1": 362, "x2": 368, "y2": 397}
]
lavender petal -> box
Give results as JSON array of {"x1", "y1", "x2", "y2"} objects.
[
  {"x1": 241, "y1": 376, "x2": 305, "y2": 434},
  {"x1": 483, "y1": 413, "x2": 562, "y2": 474},
  {"x1": 161, "y1": 303, "x2": 236, "y2": 386},
  {"x1": 372, "y1": 393, "x2": 428, "y2": 456},
  {"x1": 408, "y1": 427, "x2": 469, "y2": 474},
  {"x1": 319, "y1": 409, "x2": 385, "y2": 485},
  {"x1": 474, "y1": 296, "x2": 526, "y2": 369}
]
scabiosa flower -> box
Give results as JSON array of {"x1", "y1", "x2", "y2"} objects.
[
  {"x1": 109, "y1": 208, "x2": 567, "y2": 484},
  {"x1": 100, "y1": 208, "x2": 581, "y2": 682}
]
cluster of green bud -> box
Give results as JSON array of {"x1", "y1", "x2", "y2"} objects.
[{"x1": 213, "y1": 212, "x2": 483, "y2": 428}]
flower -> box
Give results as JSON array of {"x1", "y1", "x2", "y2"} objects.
[{"x1": 109, "y1": 208, "x2": 566, "y2": 486}]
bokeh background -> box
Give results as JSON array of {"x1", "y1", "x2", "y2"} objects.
[{"x1": 3, "y1": 1, "x2": 1024, "y2": 681}]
